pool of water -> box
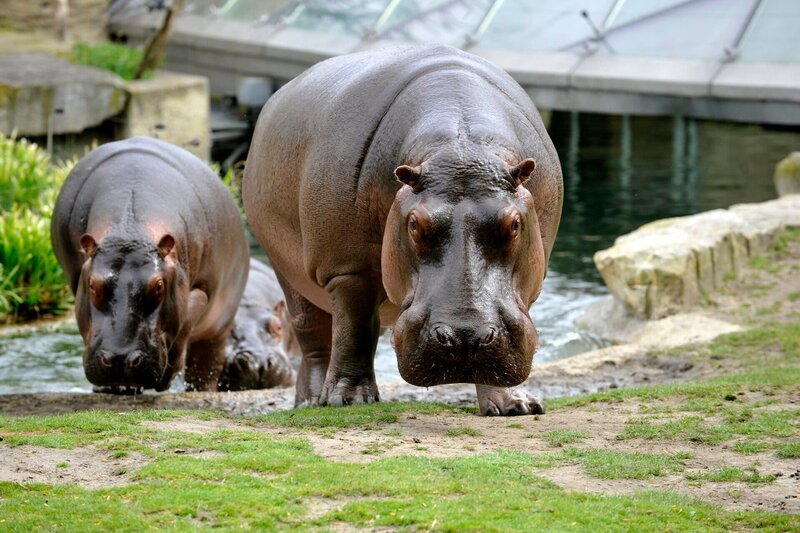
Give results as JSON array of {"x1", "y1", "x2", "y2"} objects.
[{"x1": 2, "y1": 113, "x2": 798, "y2": 393}]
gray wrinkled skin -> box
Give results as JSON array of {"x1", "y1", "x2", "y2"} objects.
[
  {"x1": 243, "y1": 45, "x2": 562, "y2": 415},
  {"x1": 51, "y1": 137, "x2": 249, "y2": 393},
  {"x1": 219, "y1": 259, "x2": 296, "y2": 391}
]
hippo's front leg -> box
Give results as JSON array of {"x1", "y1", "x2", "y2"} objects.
[
  {"x1": 475, "y1": 385, "x2": 546, "y2": 416},
  {"x1": 322, "y1": 274, "x2": 382, "y2": 405},
  {"x1": 184, "y1": 333, "x2": 228, "y2": 391}
]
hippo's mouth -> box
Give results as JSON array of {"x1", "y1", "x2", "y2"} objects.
[
  {"x1": 92, "y1": 384, "x2": 145, "y2": 395},
  {"x1": 392, "y1": 304, "x2": 538, "y2": 388}
]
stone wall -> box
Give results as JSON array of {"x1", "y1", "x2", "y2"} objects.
[{"x1": 594, "y1": 195, "x2": 800, "y2": 319}]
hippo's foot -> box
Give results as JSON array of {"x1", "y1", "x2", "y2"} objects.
[
  {"x1": 320, "y1": 375, "x2": 380, "y2": 406},
  {"x1": 92, "y1": 385, "x2": 144, "y2": 395},
  {"x1": 475, "y1": 385, "x2": 545, "y2": 416}
]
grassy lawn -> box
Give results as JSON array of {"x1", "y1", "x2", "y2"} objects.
[{"x1": 1, "y1": 321, "x2": 798, "y2": 531}]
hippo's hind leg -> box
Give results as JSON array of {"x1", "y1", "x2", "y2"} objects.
[
  {"x1": 321, "y1": 274, "x2": 381, "y2": 406},
  {"x1": 475, "y1": 385, "x2": 545, "y2": 416},
  {"x1": 184, "y1": 333, "x2": 228, "y2": 391},
  {"x1": 276, "y1": 272, "x2": 333, "y2": 407}
]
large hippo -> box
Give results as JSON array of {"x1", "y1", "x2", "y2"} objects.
[
  {"x1": 51, "y1": 136, "x2": 249, "y2": 393},
  {"x1": 243, "y1": 44, "x2": 562, "y2": 415},
  {"x1": 218, "y1": 258, "x2": 296, "y2": 391}
]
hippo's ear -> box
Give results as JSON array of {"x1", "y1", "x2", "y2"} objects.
[
  {"x1": 509, "y1": 158, "x2": 536, "y2": 187},
  {"x1": 79, "y1": 234, "x2": 98, "y2": 258},
  {"x1": 157, "y1": 234, "x2": 176, "y2": 259},
  {"x1": 274, "y1": 300, "x2": 286, "y2": 319},
  {"x1": 394, "y1": 165, "x2": 422, "y2": 189}
]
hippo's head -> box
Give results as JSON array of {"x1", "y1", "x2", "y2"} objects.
[
  {"x1": 382, "y1": 146, "x2": 546, "y2": 388},
  {"x1": 218, "y1": 301, "x2": 294, "y2": 391},
  {"x1": 76, "y1": 231, "x2": 188, "y2": 392}
]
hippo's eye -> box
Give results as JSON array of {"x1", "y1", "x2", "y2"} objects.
[
  {"x1": 408, "y1": 214, "x2": 418, "y2": 233},
  {"x1": 267, "y1": 317, "x2": 283, "y2": 340},
  {"x1": 88, "y1": 277, "x2": 106, "y2": 309},
  {"x1": 511, "y1": 215, "x2": 522, "y2": 236}
]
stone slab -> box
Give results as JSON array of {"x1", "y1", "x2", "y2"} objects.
[
  {"x1": 0, "y1": 52, "x2": 126, "y2": 136},
  {"x1": 594, "y1": 195, "x2": 800, "y2": 319}
]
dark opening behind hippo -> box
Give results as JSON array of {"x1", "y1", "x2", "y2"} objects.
[
  {"x1": 51, "y1": 136, "x2": 249, "y2": 393},
  {"x1": 219, "y1": 258, "x2": 297, "y2": 391},
  {"x1": 244, "y1": 44, "x2": 562, "y2": 415}
]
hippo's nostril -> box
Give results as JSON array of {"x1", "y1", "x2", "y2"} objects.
[
  {"x1": 234, "y1": 352, "x2": 252, "y2": 371},
  {"x1": 99, "y1": 352, "x2": 113, "y2": 368},
  {"x1": 127, "y1": 351, "x2": 144, "y2": 369},
  {"x1": 480, "y1": 325, "x2": 497, "y2": 346},
  {"x1": 433, "y1": 324, "x2": 455, "y2": 347}
]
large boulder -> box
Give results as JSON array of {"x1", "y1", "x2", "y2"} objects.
[
  {"x1": 0, "y1": 53, "x2": 126, "y2": 136},
  {"x1": 774, "y1": 152, "x2": 800, "y2": 197},
  {"x1": 594, "y1": 195, "x2": 800, "y2": 318}
]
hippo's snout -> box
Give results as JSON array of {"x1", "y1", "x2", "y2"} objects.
[
  {"x1": 86, "y1": 347, "x2": 166, "y2": 390},
  {"x1": 394, "y1": 305, "x2": 537, "y2": 388},
  {"x1": 430, "y1": 323, "x2": 499, "y2": 353},
  {"x1": 218, "y1": 347, "x2": 294, "y2": 391}
]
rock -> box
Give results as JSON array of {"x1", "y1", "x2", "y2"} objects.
[
  {"x1": 120, "y1": 71, "x2": 210, "y2": 161},
  {"x1": 0, "y1": 53, "x2": 126, "y2": 136},
  {"x1": 774, "y1": 152, "x2": 800, "y2": 197},
  {"x1": 594, "y1": 196, "x2": 800, "y2": 319}
]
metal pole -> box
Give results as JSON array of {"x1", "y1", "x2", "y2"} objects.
[{"x1": 464, "y1": 0, "x2": 506, "y2": 49}]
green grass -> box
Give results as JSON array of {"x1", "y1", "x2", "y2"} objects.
[
  {"x1": 542, "y1": 429, "x2": 588, "y2": 447},
  {"x1": 556, "y1": 448, "x2": 692, "y2": 480},
  {"x1": 788, "y1": 290, "x2": 800, "y2": 302},
  {"x1": 255, "y1": 402, "x2": 460, "y2": 429},
  {"x1": 0, "y1": 410, "x2": 797, "y2": 531},
  {"x1": 70, "y1": 42, "x2": 153, "y2": 81},
  {"x1": 0, "y1": 134, "x2": 73, "y2": 320},
  {"x1": 686, "y1": 467, "x2": 775, "y2": 484},
  {"x1": 776, "y1": 442, "x2": 800, "y2": 458},
  {"x1": 730, "y1": 440, "x2": 771, "y2": 455},
  {"x1": 444, "y1": 426, "x2": 482, "y2": 437}
]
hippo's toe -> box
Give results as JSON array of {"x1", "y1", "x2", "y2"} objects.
[
  {"x1": 476, "y1": 385, "x2": 545, "y2": 416},
  {"x1": 321, "y1": 375, "x2": 380, "y2": 406}
]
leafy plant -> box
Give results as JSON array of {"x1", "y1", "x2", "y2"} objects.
[
  {"x1": 0, "y1": 134, "x2": 73, "y2": 321},
  {"x1": 71, "y1": 42, "x2": 155, "y2": 81}
]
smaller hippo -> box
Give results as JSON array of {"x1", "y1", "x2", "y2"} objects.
[
  {"x1": 218, "y1": 258, "x2": 297, "y2": 391},
  {"x1": 50, "y1": 136, "x2": 249, "y2": 393}
]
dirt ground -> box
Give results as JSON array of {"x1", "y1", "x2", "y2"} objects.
[{"x1": 1, "y1": 234, "x2": 799, "y2": 517}]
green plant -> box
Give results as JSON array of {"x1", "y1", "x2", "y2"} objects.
[
  {"x1": 71, "y1": 42, "x2": 153, "y2": 81},
  {"x1": 0, "y1": 134, "x2": 73, "y2": 320}
]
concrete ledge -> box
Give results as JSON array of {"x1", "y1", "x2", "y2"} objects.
[
  {"x1": 121, "y1": 71, "x2": 210, "y2": 161},
  {"x1": 0, "y1": 53, "x2": 126, "y2": 136},
  {"x1": 594, "y1": 195, "x2": 800, "y2": 319}
]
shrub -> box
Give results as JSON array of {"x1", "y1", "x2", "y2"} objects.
[
  {"x1": 71, "y1": 42, "x2": 155, "y2": 81},
  {"x1": 0, "y1": 134, "x2": 73, "y2": 321}
]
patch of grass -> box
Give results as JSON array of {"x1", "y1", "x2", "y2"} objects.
[
  {"x1": 687, "y1": 467, "x2": 775, "y2": 484},
  {"x1": 507, "y1": 422, "x2": 524, "y2": 429},
  {"x1": 0, "y1": 410, "x2": 799, "y2": 531},
  {"x1": 755, "y1": 301, "x2": 782, "y2": 316},
  {"x1": 776, "y1": 442, "x2": 800, "y2": 458},
  {"x1": 56, "y1": 462, "x2": 69, "y2": 468},
  {"x1": 788, "y1": 291, "x2": 800, "y2": 302},
  {"x1": 556, "y1": 448, "x2": 691, "y2": 480},
  {"x1": 257, "y1": 402, "x2": 457, "y2": 429},
  {"x1": 444, "y1": 426, "x2": 482, "y2": 437},
  {"x1": 619, "y1": 408, "x2": 797, "y2": 446},
  {"x1": 70, "y1": 42, "x2": 153, "y2": 81},
  {"x1": 542, "y1": 429, "x2": 588, "y2": 447},
  {"x1": 748, "y1": 255, "x2": 782, "y2": 274},
  {"x1": 731, "y1": 440, "x2": 771, "y2": 455}
]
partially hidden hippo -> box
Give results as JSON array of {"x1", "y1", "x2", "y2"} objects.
[
  {"x1": 243, "y1": 44, "x2": 563, "y2": 415},
  {"x1": 218, "y1": 258, "x2": 297, "y2": 391},
  {"x1": 51, "y1": 136, "x2": 249, "y2": 393}
]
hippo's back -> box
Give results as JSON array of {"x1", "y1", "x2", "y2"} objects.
[
  {"x1": 52, "y1": 137, "x2": 247, "y2": 300},
  {"x1": 244, "y1": 45, "x2": 556, "y2": 310}
]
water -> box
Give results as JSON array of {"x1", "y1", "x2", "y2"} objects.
[{"x1": 2, "y1": 113, "x2": 798, "y2": 393}]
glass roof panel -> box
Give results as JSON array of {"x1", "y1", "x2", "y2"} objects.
[
  {"x1": 609, "y1": 0, "x2": 696, "y2": 28},
  {"x1": 577, "y1": 0, "x2": 756, "y2": 61},
  {"x1": 378, "y1": 0, "x2": 492, "y2": 46},
  {"x1": 478, "y1": 0, "x2": 616, "y2": 51},
  {"x1": 737, "y1": 0, "x2": 800, "y2": 63}
]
